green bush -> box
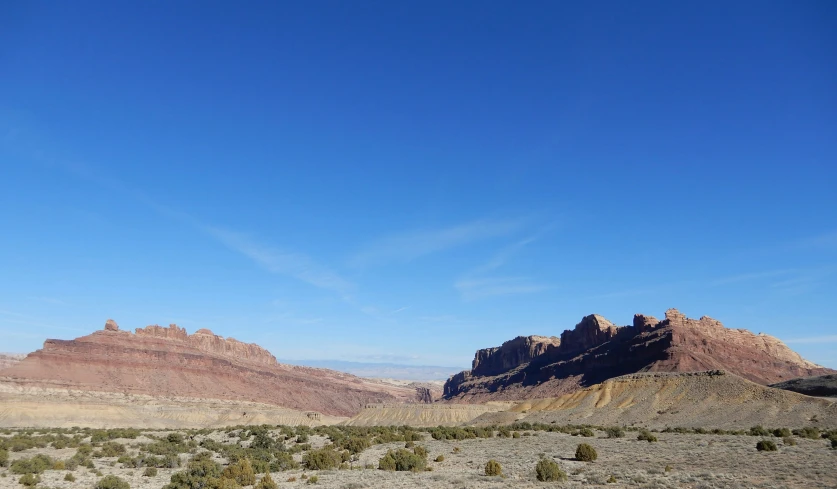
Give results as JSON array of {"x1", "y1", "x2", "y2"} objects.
[
  {"x1": 578, "y1": 428, "x2": 594, "y2": 437},
  {"x1": 222, "y1": 458, "x2": 256, "y2": 485},
  {"x1": 0, "y1": 448, "x2": 7, "y2": 468},
  {"x1": 303, "y1": 448, "x2": 342, "y2": 470},
  {"x1": 10, "y1": 454, "x2": 53, "y2": 474},
  {"x1": 19, "y1": 474, "x2": 40, "y2": 487},
  {"x1": 255, "y1": 473, "x2": 278, "y2": 489},
  {"x1": 497, "y1": 427, "x2": 511, "y2": 438},
  {"x1": 269, "y1": 452, "x2": 299, "y2": 472},
  {"x1": 512, "y1": 431, "x2": 520, "y2": 439},
  {"x1": 793, "y1": 427, "x2": 820, "y2": 439},
  {"x1": 96, "y1": 441, "x2": 127, "y2": 457},
  {"x1": 412, "y1": 445, "x2": 427, "y2": 459},
  {"x1": 535, "y1": 459, "x2": 566, "y2": 482},
  {"x1": 756, "y1": 440, "x2": 777, "y2": 452},
  {"x1": 783, "y1": 437, "x2": 796, "y2": 446},
  {"x1": 773, "y1": 428, "x2": 792, "y2": 438},
  {"x1": 605, "y1": 427, "x2": 625, "y2": 438},
  {"x1": 378, "y1": 449, "x2": 426, "y2": 472},
  {"x1": 749, "y1": 426, "x2": 770, "y2": 437},
  {"x1": 306, "y1": 475, "x2": 318, "y2": 484},
  {"x1": 831, "y1": 439, "x2": 837, "y2": 449},
  {"x1": 167, "y1": 433, "x2": 184, "y2": 444},
  {"x1": 296, "y1": 434, "x2": 309, "y2": 443},
  {"x1": 575, "y1": 443, "x2": 598, "y2": 462},
  {"x1": 65, "y1": 472, "x2": 77, "y2": 481},
  {"x1": 95, "y1": 475, "x2": 131, "y2": 489},
  {"x1": 484, "y1": 459, "x2": 502, "y2": 476},
  {"x1": 637, "y1": 430, "x2": 658, "y2": 442},
  {"x1": 143, "y1": 467, "x2": 157, "y2": 477},
  {"x1": 434, "y1": 455, "x2": 444, "y2": 462}
]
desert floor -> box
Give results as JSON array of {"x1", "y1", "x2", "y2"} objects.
[{"x1": 2, "y1": 428, "x2": 836, "y2": 489}]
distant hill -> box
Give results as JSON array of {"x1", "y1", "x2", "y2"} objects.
[
  {"x1": 284, "y1": 359, "x2": 462, "y2": 381},
  {"x1": 445, "y1": 308, "x2": 836, "y2": 402},
  {"x1": 0, "y1": 320, "x2": 426, "y2": 417},
  {"x1": 771, "y1": 374, "x2": 837, "y2": 398}
]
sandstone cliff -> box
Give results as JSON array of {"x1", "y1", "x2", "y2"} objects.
[
  {"x1": 1, "y1": 320, "x2": 420, "y2": 417},
  {"x1": 771, "y1": 374, "x2": 837, "y2": 398},
  {"x1": 444, "y1": 309, "x2": 835, "y2": 402}
]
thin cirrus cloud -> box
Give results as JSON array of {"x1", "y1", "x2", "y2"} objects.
[
  {"x1": 455, "y1": 277, "x2": 551, "y2": 301},
  {"x1": 348, "y1": 218, "x2": 526, "y2": 267},
  {"x1": 784, "y1": 334, "x2": 837, "y2": 344},
  {"x1": 204, "y1": 226, "x2": 354, "y2": 297}
]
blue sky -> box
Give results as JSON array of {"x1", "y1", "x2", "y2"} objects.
[{"x1": 1, "y1": 1, "x2": 835, "y2": 369}]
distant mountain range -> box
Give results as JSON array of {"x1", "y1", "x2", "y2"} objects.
[{"x1": 282, "y1": 359, "x2": 462, "y2": 381}]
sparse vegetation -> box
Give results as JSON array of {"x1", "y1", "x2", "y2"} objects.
[
  {"x1": 307, "y1": 474, "x2": 318, "y2": 484},
  {"x1": 535, "y1": 458, "x2": 567, "y2": 482},
  {"x1": 578, "y1": 427, "x2": 595, "y2": 437},
  {"x1": 756, "y1": 440, "x2": 778, "y2": 452},
  {"x1": 255, "y1": 473, "x2": 278, "y2": 489},
  {"x1": 484, "y1": 459, "x2": 502, "y2": 476},
  {"x1": 576, "y1": 443, "x2": 598, "y2": 462},
  {"x1": 378, "y1": 448, "x2": 427, "y2": 472},
  {"x1": 95, "y1": 474, "x2": 131, "y2": 489},
  {"x1": 65, "y1": 472, "x2": 77, "y2": 481},
  {"x1": 222, "y1": 458, "x2": 256, "y2": 485},
  {"x1": 605, "y1": 427, "x2": 625, "y2": 438},
  {"x1": 303, "y1": 448, "x2": 343, "y2": 471},
  {"x1": 18, "y1": 473, "x2": 40, "y2": 487},
  {"x1": 143, "y1": 467, "x2": 158, "y2": 477},
  {"x1": 434, "y1": 455, "x2": 444, "y2": 462},
  {"x1": 637, "y1": 430, "x2": 658, "y2": 442}
]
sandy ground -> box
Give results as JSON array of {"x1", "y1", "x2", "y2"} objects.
[{"x1": 2, "y1": 429, "x2": 835, "y2": 489}]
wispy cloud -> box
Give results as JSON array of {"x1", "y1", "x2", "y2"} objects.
[
  {"x1": 455, "y1": 277, "x2": 551, "y2": 301},
  {"x1": 349, "y1": 218, "x2": 525, "y2": 267},
  {"x1": 453, "y1": 226, "x2": 554, "y2": 301},
  {"x1": 784, "y1": 335, "x2": 837, "y2": 344},
  {"x1": 205, "y1": 226, "x2": 353, "y2": 297},
  {"x1": 711, "y1": 269, "x2": 797, "y2": 286}
]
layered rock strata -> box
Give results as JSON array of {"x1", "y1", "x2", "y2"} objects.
[{"x1": 444, "y1": 309, "x2": 835, "y2": 401}]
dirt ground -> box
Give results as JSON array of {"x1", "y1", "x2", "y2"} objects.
[{"x1": 1, "y1": 429, "x2": 835, "y2": 489}]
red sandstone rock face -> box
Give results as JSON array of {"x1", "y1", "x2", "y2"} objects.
[
  {"x1": 471, "y1": 335, "x2": 560, "y2": 377},
  {"x1": 444, "y1": 309, "x2": 836, "y2": 402},
  {"x1": 1, "y1": 321, "x2": 419, "y2": 417}
]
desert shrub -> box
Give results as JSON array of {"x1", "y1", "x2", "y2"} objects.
[
  {"x1": 95, "y1": 475, "x2": 131, "y2": 489},
  {"x1": 378, "y1": 449, "x2": 426, "y2": 472},
  {"x1": 287, "y1": 476, "x2": 297, "y2": 482},
  {"x1": 296, "y1": 434, "x2": 309, "y2": 443},
  {"x1": 167, "y1": 433, "x2": 184, "y2": 444},
  {"x1": 637, "y1": 430, "x2": 658, "y2": 442},
  {"x1": 452, "y1": 446, "x2": 461, "y2": 453},
  {"x1": 10, "y1": 454, "x2": 53, "y2": 474},
  {"x1": 270, "y1": 452, "x2": 299, "y2": 472},
  {"x1": 303, "y1": 448, "x2": 342, "y2": 470},
  {"x1": 793, "y1": 427, "x2": 820, "y2": 439},
  {"x1": 18, "y1": 474, "x2": 40, "y2": 487},
  {"x1": 64, "y1": 472, "x2": 77, "y2": 481},
  {"x1": 434, "y1": 455, "x2": 444, "y2": 462},
  {"x1": 0, "y1": 448, "x2": 7, "y2": 467},
  {"x1": 222, "y1": 458, "x2": 256, "y2": 485},
  {"x1": 143, "y1": 467, "x2": 158, "y2": 477},
  {"x1": 255, "y1": 473, "x2": 278, "y2": 489},
  {"x1": 749, "y1": 426, "x2": 770, "y2": 437},
  {"x1": 484, "y1": 459, "x2": 502, "y2": 476},
  {"x1": 163, "y1": 452, "x2": 222, "y2": 489},
  {"x1": 340, "y1": 437, "x2": 370, "y2": 455},
  {"x1": 307, "y1": 475, "x2": 318, "y2": 484},
  {"x1": 831, "y1": 439, "x2": 837, "y2": 449},
  {"x1": 605, "y1": 427, "x2": 625, "y2": 439},
  {"x1": 53, "y1": 460, "x2": 66, "y2": 470},
  {"x1": 96, "y1": 441, "x2": 127, "y2": 458},
  {"x1": 773, "y1": 428, "x2": 792, "y2": 438},
  {"x1": 512, "y1": 431, "x2": 521, "y2": 438},
  {"x1": 756, "y1": 440, "x2": 778, "y2": 452},
  {"x1": 404, "y1": 440, "x2": 414, "y2": 448},
  {"x1": 412, "y1": 445, "x2": 427, "y2": 459},
  {"x1": 497, "y1": 427, "x2": 511, "y2": 438},
  {"x1": 783, "y1": 437, "x2": 796, "y2": 446},
  {"x1": 535, "y1": 459, "x2": 566, "y2": 482},
  {"x1": 578, "y1": 428, "x2": 594, "y2": 437},
  {"x1": 575, "y1": 443, "x2": 598, "y2": 462}
]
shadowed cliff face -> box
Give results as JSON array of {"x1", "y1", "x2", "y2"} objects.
[
  {"x1": 0, "y1": 320, "x2": 421, "y2": 417},
  {"x1": 444, "y1": 309, "x2": 836, "y2": 402}
]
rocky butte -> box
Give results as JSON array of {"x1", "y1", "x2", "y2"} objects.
[
  {"x1": 0, "y1": 320, "x2": 429, "y2": 417},
  {"x1": 444, "y1": 308, "x2": 836, "y2": 402}
]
